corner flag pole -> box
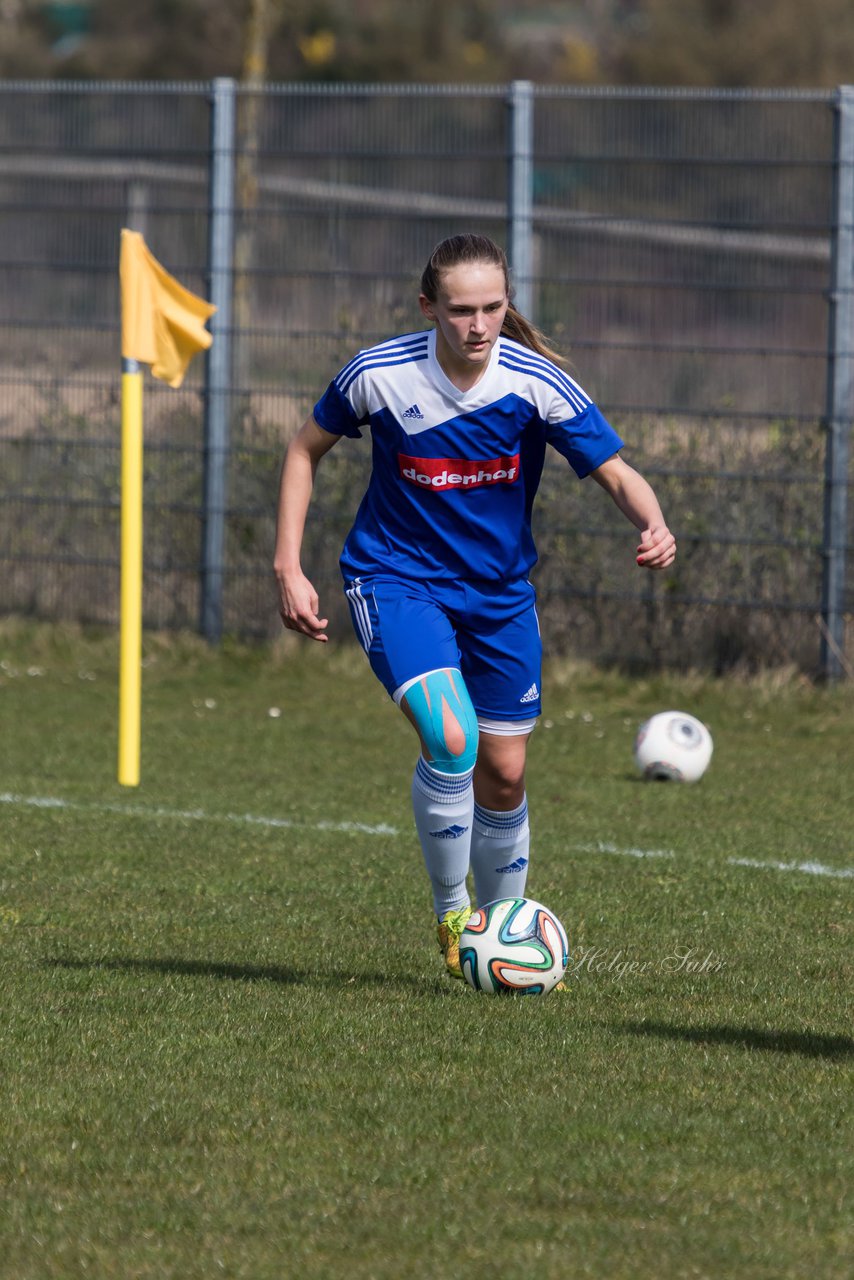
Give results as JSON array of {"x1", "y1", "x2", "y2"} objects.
[
  {"x1": 117, "y1": 229, "x2": 216, "y2": 787},
  {"x1": 118, "y1": 356, "x2": 144, "y2": 787}
]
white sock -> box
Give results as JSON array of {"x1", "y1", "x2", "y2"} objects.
[
  {"x1": 470, "y1": 796, "x2": 530, "y2": 907},
  {"x1": 411, "y1": 756, "x2": 474, "y2": 918}
]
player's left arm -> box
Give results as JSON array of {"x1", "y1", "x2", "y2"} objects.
[{"x1": 590, "y1": 453, "x2": 676, "y2": 570}]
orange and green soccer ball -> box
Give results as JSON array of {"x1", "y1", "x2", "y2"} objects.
[{"x1": 459, "y1": 897, "x2": 568, "y2": 995}]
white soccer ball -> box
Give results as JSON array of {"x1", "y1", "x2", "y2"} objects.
[
  {"x1": 633, "y1": 710, "x2": 713, "y2": 782},
  {"x1": 459, "y1": 897, "x2": 568, "y2": 995}
]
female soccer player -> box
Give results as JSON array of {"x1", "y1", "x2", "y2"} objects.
[{"x1": 274, "y1": 233, "x2": 676, "y2": 979}]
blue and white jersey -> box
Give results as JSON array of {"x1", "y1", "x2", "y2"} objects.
[{"x1": 313, "y1": 328, "x2": 623, "y2": 583}]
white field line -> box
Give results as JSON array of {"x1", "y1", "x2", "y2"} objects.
[
  {"x1": 0, "y1": 797, "x2": 674, "y2": 858},
  {"x1": 728, "y1": 856, "x2": 854, "y2": 880},
  {"x1": 575, "y1": 841, "x2": 675, "y2": 859},
  {"x1": 0, "y1": 792, "x2": 399, "y2": 837},
  {"x1": 2, "y1": 792, "x2": 852, "y2": 879}
]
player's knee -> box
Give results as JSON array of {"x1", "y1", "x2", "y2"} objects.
[
  {"x1": 399, "y1": 668, "x2": 479, "y2": 775},
  {"x1": 479, "y1": 753, "x2": 526, "y2": 795},
  {"x1": 429, "y1": 719, "x2": 479, "y2": 775},
  {"x1": 474, "y1": 720, "x2": 532, "y2": 804},
  {"x1": 480, "y1": 773, "x2": 525, "y2": 809}
]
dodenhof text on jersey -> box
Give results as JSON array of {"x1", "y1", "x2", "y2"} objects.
[{"x1": 398, "y1": 452, "x2": 521, "y2": 491}]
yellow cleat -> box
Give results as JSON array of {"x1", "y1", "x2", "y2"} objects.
[{"x1": 436, "y1": 905, "x2": 473, "y2": 979}]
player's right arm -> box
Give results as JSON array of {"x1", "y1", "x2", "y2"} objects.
[{"x1": 274, "y1": 416, "x2": 341, "y2": 642}]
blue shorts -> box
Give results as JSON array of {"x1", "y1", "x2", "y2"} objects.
[{"x1": 343, "y1": 575, "x2": 542, "y2": 721}]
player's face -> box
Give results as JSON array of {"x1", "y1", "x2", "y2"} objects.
[{"x1": 419, "y1": 262, "x2": 509, "y2": 384}]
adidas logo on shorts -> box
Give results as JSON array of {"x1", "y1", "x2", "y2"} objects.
[{"x1": 519, "y1": 683, "x2": 539, "y2": 704}]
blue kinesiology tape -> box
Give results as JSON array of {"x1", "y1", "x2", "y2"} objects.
[{"x1": 403, "y1": 669, "x2": 479, "y2": 774}]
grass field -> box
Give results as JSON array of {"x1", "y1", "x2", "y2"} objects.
[{"x1": 1, "y1": 619, "x2": 852, "y2": 1279}]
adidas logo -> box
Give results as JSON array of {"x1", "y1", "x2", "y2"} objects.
[
  {"x1": 403, "y1": 403, "x2": 424, "y2": 420},
  {"x1": 496, "y1": 856, "x2": 529, "y2": 874},
  {"x1": 429, "y1": 823, "x2": 468, "y2": 839},
  {"x1": 519, "y1": 683, "x2": 539, "y2": 704}
]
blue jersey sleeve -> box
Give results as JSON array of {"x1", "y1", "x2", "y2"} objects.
[
  {"x1": 546, "y1": 403, "x2": 624, "y2": 478},
  {"x1": 313, "y1": 380, "x2": 366, "y2": 440}
]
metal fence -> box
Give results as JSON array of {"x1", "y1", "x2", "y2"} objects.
[{"x1": 0, "y1": 80, "x2": 851, "y2": 677}]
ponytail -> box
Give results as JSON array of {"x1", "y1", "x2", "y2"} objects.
[{"x1": 501, "y1": 301, "x2": 566, "y2": 367}]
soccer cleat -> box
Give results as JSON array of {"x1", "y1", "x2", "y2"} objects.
[{"x1": 436, "y1": 905, "x2": 473, "y2": 979}]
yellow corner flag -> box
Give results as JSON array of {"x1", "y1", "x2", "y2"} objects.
[
  {"x1": 120, "y1": 228, "x2": 216, "y2": 388},
  {"x1": 117, "y1": 231, "x2": 215, "y2": 787}
]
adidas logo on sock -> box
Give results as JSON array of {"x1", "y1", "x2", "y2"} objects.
[
  {"x1": 519, "y1": 683, "x2": 539, "y2": 704},
  {"x1": 403, "y1": 403, "x2": 424, "y2": 420},
  {"x1": 429, "y1": 823, "x2": 468, "y2": 839},
  {"x1": 496, "y1": 856, "x2": 529, "y2": 874}
]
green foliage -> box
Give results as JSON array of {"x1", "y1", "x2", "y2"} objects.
[
  {"x1": 614, "y1": 0, "x2": 854, "y2": 89},
  {"x1": 0, "y1": 621, "x2": 852, "y2": 1278},
  {"x1": 2, "y1": 0, "x2": 853, "y2": 87}
]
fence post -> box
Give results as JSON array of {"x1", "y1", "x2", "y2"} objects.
[
  {"x1": 508, "y1": 79, "x2": 534, "y2": 320},
  {"x1": 201, "y1": 76, "x2": 236, "y2": 644},
  {"x1": 821, "y1": 85, "x2": 854, "y2": 680}
]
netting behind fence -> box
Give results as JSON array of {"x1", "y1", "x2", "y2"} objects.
[{"x1": 0, "y1": 81, "x2": 850, "y2": 674}]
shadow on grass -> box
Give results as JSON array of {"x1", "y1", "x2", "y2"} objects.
[
  {"x1": 46, "y1": 954, "x2": 449, "y2": 995},
  {"x1": 620, "y1": 1020, "x2": 854, "y2": 1060}
]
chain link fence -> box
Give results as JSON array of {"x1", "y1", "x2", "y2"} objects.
[{"x1": 0, "y1": 80, "x2": 851, "y2": 675}]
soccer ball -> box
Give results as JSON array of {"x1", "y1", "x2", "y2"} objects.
[
  {"x1": 633, "y1": 710, "x2": 713, "y2": 782},
  {"x1": 459, "y1": 897, "x2": 568, "y2": 995}
]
